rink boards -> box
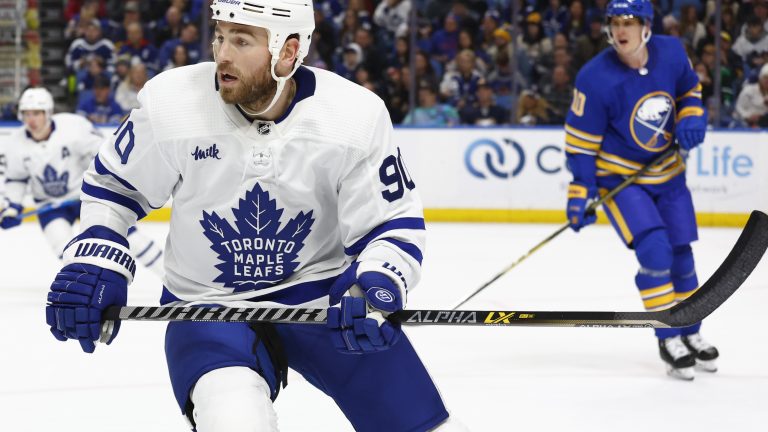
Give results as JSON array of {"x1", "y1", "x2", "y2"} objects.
[{"x1": 1, "y1": 124, "x2": 765, "y2": 226}]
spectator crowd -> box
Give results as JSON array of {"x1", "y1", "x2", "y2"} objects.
[{"x1": 6, "y1": 0, "x2": 768, "y2": 128}]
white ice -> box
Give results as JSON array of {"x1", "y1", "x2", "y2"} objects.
[{"x1": 1, "y1": 220, "x2": 766, "y2": 431}]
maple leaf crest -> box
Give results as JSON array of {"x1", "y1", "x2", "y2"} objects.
[
  {"x1": 36, "y1": 164, "x2": 69, "y2": 197},
  {"x1": 200, "y1": 183, "x2": 315, "y2": 291}
]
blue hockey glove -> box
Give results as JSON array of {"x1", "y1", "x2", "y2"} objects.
[
  {"x1": 328, "y1": 262, "x2": 405, "y2": 354},
  {"x1": 567, "y1": 182, "x2": 598, "y2": 232},
  {"x1": 0, "y1": 202, "x2": 23, "y2": 229},
  {"x1": 46, "y1": 226, "x2": 134, "y2": 353},
  {"x1": 676, "y1": 114, "x2": 706, "y2": 150}
]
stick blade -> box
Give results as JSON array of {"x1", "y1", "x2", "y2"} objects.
[{"x1": 666, "y1": 210, "x2": 768, "y2": 327}]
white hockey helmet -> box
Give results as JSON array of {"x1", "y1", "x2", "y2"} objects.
[
  {"x1": 17, "y1": 87, "x2": 54, "y2": 121},
  {"x1": 210, "y1": 0, "x2": 315, "y2": 80}
]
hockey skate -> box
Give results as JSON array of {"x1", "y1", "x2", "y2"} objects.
[
  {"x1": 658, "y1": 336, "x2": 696, "y2": 380},
  {"x1": 683, "y1": 333, "x2": 719, "y2": 373}
]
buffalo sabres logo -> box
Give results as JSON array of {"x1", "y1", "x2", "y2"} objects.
[
  {"x1": 200, "y1": 183, "x2": 315, "y2": 292},
  {"x1": 37, "y1": 164, "x2": 69, "y2": 197},
  {"x1": 630, "y1": 92, "x2": 675, "y2": 151}
]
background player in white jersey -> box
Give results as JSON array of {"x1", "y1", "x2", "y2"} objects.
[
  {"x1": 44, "y1": 1, "x2": 465, "y2": 431},
  {"x1": 564, "y1": 0, "x2": 717, "y2": 380},
  {"x1": 0, "y1": 87, "x2": 164, "y2": 275}
]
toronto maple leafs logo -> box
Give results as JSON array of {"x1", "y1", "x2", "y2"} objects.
[
  {"x1": 200, "y1": 183, "x2": 315, "y2": 291},
  {"x1": 36, "y1": 165, "x2": 69, "y2": 197}
]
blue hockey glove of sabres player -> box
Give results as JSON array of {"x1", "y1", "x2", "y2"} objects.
[
  {"x1": 0, "y1": 201, "x2": 23, "y2": 229},
  {"x1": 675, "y1": 112, "x2": 707, "y2": 150},
  {"x1": 328, "y1": 261, "x2": 405, "y2": 354},
  {"x1": 46, "y1": 226, "x2": 134, "y2": 353},
  {"x1": 567, "y1": 182, "x2": 598, "y2": 232}
]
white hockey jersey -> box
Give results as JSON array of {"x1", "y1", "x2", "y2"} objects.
[
  {"x1": 3, "y1": 113, "x2": 104, "y2": 206},
  {"x1": 81, "y1": 62, "x2": 425, "y2": 308}
]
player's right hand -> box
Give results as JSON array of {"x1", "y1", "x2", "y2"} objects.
[
  {"x1": 0, "y1": 202, "x2": 22, "y2": 229},
  {"x1": 566, "y1": 182, "x2": 598, "y2": 232},
  {"x1": 45, "y1": 226, "x2": 133, "y2": 353}
]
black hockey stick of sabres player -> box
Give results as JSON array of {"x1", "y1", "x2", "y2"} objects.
[
  {"x1": 103, "y1": 210, "x2": 767, "y2": 328},
  {"x1": 451, "y1": 145, "x2": 680, "y2": 309}
]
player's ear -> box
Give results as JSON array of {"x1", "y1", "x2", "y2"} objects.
[{"x1": 279, "y1": 36, "x2": 299, "y2": 66}]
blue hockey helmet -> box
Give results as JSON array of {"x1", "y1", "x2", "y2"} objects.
[{"x1": 606, "y1": 0, "x2": 653, "y2": 22}]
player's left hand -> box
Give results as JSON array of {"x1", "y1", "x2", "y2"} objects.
[
  {"x1": 328, "y1": 262, "x2": 405, "y2": 354},
  {"x1": 676, "y1": 113, "x2": 707, "y2": 150},
  {"x1": 0, "y1": 202, "x2": 23, "y2": 229}
]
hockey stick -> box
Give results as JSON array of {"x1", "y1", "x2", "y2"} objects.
[
  {"x1": 102, "y1": 210, "x2": 768, "y2": 328},
  {"x1": 19, "y1": 199, "x2": 79, "y2": 220},
  {"x1": 451, "y1": 145, "x2": 679, "y2": 309}
]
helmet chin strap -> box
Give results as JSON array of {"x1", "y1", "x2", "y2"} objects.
[{"x1": 238, "y1": 56, "x2": 289, "y2": 117}]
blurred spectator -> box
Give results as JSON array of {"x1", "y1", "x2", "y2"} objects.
[
  {"x1": 478, "y1": 9, "x2": 502, "y2": 51},
  {"x1": 516, "y1": 89, "x2": 554, "y2": 125},
  {"x1": 663, "y1": 15, "x2": 680, "y2": 38},
  {"x1": 485, "y1": 27, "x2": 514, "y2": 69},
  {"x1": 117, "y1": 22, "x2": 159, "y2": 75},
  {"x1": 387, "y1": 36, "x2": 410, "y2": 69},
  {"x1": 679, "y1": 4, "x2": 706, "y2": 50},
  {"x1": 451, "y1": 28, "x2": 490, "y2": 74},
  {"x1": 115, "y1": 63, "x2": 148, "y2": 112},
  {"x1": 64, "y1": 0, "x2": 106, "y2": 22},
  {"x1": 586, "y1": 0, "x2": 608, "y2": 22},
  {"x1": 309, "y1": 7, "x2": 337, "y2": 69},
  {"x1": 373, "y1": 0, "x2": 411, "y2": 35},
  {"x1": 430, "y1": 13, "x2": 461, "y2": 64},
  {"x1": 734, "y1": 63, "x2": 768, "y2": 127},
  {"x1": 733, "y1": 16, "x2": 768, "y2": 75},
  {"x1": 486, "y1": 51, "x2": 526, "y2": 110},
  {"x1": 517, "y1": 12, "x2": 553, "y2": 85},
  {"x1": 564, "y1": 0, "x2": 587, "y2": 41},
  {"x1": 540, "y1": 65, "x2": 573, "y2": 124},
  {"x1": 459, "y1": 80, "x2": 509, "y2": 125},
  {"x1": 105, "y1": 0, "x2": 145, "y2": 43},
  {"x1": 162, "y1": 44, "x2": 190, "y2": 72},
  {"x1": 65, "y1": 19, "x2": 116, "y2": 73},
  {"x1": 150, "y1": 5, "x2": 186, "y2": 48},
  {"x1": 335, "y1": 43, "x2": 363, "y2": 81},
  {"x1": 440, "y1": 49, "x2": 484, "y2": 110},
  {"x1": 354, "y1": 27, "x2": 385, "y2": 81},
  {"x1": 413, "y1": 51, "x2": 440, "y2": 89},
  {"x1": 76, "y1": 56, "x2": 110, "y2": 92},
  {"x1": 403, "y1": 82, "x2": 460, "y2": 126},
  {"x1": 382, "y1": 66, "x2": 410, "y2": 124},
  {"x1": 542, "y1": 0, "x2": 569, "y2": 38},
  {"x1": 76, "y1": 75, "x2": 124, "y2": 124},
  {"x1": 573, "y1": 14, "x2": 609, "y2": 70},
  {"x1": 158, "y1": 22, "x2": 201, "y2": 70},
  {"x1": 64, "y1": 0, "x2": 103, "y2": 41},
  {"x1": 111, "y1": 58, "x2": 130, "y2": 90}
]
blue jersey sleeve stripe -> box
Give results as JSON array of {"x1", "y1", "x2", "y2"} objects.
[
  {"x1": 382, "y1": 238, "x2": 424, "y2": 264},
  {"x1": 81, "y1": 181, "x2": 147, "y2": 219},
  {"x1": 5, "y1": 177, "x2": 30, "y2": 183},
  {"x1": 94, "y1": 154, "x2": 137, "y2": 191},
  {"x1": 344, "y1": 217, "x2": 426, "y2": 257}
]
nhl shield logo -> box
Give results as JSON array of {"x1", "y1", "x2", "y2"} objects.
[{"x1": 256, "y1": 122, "x2": 272, "y2": 135}]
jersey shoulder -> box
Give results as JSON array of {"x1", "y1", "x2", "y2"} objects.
[
  {"x1": 292, "y1": 67, "x2": 389, "y2": 152},
  {"x1": 51, "y1": 112, "x2": 96, "y2": 133},
  {"x1": 138, "y1": 62, "x2": 230, "y2": 142},
  {"x1": 574, "y1": 48, "x2": 624, "y2": 94}
]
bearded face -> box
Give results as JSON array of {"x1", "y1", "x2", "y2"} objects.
[{"x1": 217, "y1": 62, "x2": 277, "y2": 110}]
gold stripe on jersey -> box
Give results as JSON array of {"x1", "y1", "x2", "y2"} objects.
[
  {"x1": 676, "y1": 83, "x2": 703, "y2": 101},
  {"x1": 676, "y1": 106, "x2": 704, "y2": 122},
  {"x1": 600, "y1": 189, "x2": 633, "y2": 244},
  {"x1": 640, "y1": 283, "x2": 676, "y2": 310},
  {"x1": 565, "y1": 134, "x2": 601, "y2": 151},
  {"x1": 595, "y1": 151, "x2": 685, "y2": 184},
  {"x1": 565, "y1": 124, "x2": 603, "y2": 142}
]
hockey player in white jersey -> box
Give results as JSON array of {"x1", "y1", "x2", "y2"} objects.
[
  {"x1": 45, "y1": 1, "x2": 465, "y2": 431},
  {"x1": 1, "y1": 87, "x2": 164, "y2": 275}
]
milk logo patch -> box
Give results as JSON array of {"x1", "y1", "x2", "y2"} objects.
[{"x1": 200, "y1": 183, "x2": 315, "y2": 291}]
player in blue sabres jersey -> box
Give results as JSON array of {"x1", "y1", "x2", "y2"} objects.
[{"x1": 564, "y1": 0, "x2": 718, "y2": 381}]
